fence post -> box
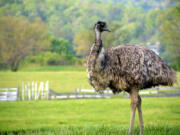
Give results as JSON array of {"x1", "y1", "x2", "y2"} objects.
[
  {"x1": 37, "y1": 82, "x2": 44, "y2": 100},
  {"x1": 45, "y1": 81, "x2": 49, "y2": 100},
  {"x1": 35, "y1": 81, "x2": 37, "y2": 100},
  {"x1": 25, "y1": 83, "x2": 28, "y2": 100},
  {"x1": 22, "y1": 82, "x2": 24, "y2": 101},
  {"x1": 6, "y1": 88, "x2": 8, "y2": 101},
  {"x1": 32, "y1": 81, "x2": 34, "y2": 100},
  {"x1": 157, "y1": 87, "x2": 159, "y2": 97},
  {"x1": 28, "y1": 82, "x2": 31, "y2": 101},
  {"x1": 17, "y1": 87, "x2": 19, "y2": 101},
  {"x1": 41, "y1": 82, "x2": 44, "y2": 100},
  {"x1": 48, "y1": 89, "x2": 52, "y2": 100},
  {"x1": 75, "y1": 88, "x2": 78, "y2": 99}
]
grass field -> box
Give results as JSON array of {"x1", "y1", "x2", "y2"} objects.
[
  {"x1": 0, "y1": 98, "x2": 180, "y2": 135},
  {"x1": 0, "y1": 72, "x2": 92, "y2": 93},
  {"x1": 19, "y1": 65, "x2": 86, "y2": 72}
]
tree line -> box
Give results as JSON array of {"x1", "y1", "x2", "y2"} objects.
[{"x1": 0, "y1": 0, "x2": 179, "y2": 71}]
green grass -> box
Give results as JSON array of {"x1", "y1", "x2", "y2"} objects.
[
  {"x1": 1, "y1": 125, "x2": 180, "y2": 135},
  {"x1": 0, "y1": 98, "x2": 180, "y2": 134},
  {"x1": 0, "y1": 71, "x2": 92, "y2": 93},
  {"x1": 19, "y1": 65, "x2": 86, "y2": 72}
]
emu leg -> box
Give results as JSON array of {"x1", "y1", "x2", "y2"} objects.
[
  {"x1": 137, "y1": 95, "x2": 144, "y2": 135},
  {"x1": 129, "y1": 90, "x2": 139, "y2": 135}
]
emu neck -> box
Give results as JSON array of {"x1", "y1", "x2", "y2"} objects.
[
  {"x1": 87, "y1": 30, "x2": 103, "y2": 71},
  {"x1": 95, "y1": 29, "x2": 101, "y2": 41},
  {"x1": 93, "y1": 29, "x2": 102, "y2": 56}
]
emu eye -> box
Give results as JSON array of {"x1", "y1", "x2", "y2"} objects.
[{"x1": 101, "y1": 23, "x2": 104, "y2": 27}]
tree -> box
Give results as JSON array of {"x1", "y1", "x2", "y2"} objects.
[
  {"x1": 73, "y1": 29, "x2": 94, "y2": 57},
  {"x1": 0, "y1": 16, "x2": 50, "y2": 71},
  {"x1": 161, "y1": 1, "x2": 180, "y2": 70},
  {"x1": 0, "y1": 0, "x2": 172, "y2": 63},
  {"x1": 50, "y1": 37, "x2": 71, "y2": 56},
  {"x1": 143, "y1": 9, "x2": 162, "y2": 43}
]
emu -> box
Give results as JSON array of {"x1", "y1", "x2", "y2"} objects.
[{"x1": 87, "y1": 21, "x2": 177, "y2": 135}]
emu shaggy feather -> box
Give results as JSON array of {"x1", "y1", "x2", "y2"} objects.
[{"x1": 87, "y1": 40, "x2": 177, "y2": 94}]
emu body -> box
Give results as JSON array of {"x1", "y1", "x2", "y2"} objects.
[
  {"x1": 87, "y1": 21, "x2": 177, "y2": 135},
  {"x1": 88, "y1": 44, "x2": 176, "y2": 93}
]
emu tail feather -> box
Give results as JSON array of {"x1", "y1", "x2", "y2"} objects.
[
  {"x1": 168, "y1": 69, "x2": 177, "y2": 86},
  {"x1": 160, "y1": 63, "x2": 177, "y2": 86}
]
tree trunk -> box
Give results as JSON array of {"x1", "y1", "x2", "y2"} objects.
[{"x1": 10, "y1": 60, "x2": 20, "y2": 72}]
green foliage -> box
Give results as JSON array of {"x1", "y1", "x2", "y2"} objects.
[
  {"x1": 50, "y1": 37, "x2": 72, "y2": 56},
  {"x1": 161, "y1": 3, "x2": 180, "y2": 70},
  {"x1": 73, "y1": 29, "x2": 94, "y2": 57},
  {"x1": 49, "y1": 37, "x2": 73, "y2": 65},
  {"x1": 23, "y1": 37, "x2": 81, "y2": 66},
  {"x1": 0, "y1": 0, "x2": 166, "y2": 46},
  {"x1": 0, "y1": 0, "x2": 178, "y2": 69},
  {"x1": 0, "y1": 16, "x2": 50, "y2": 71},
  {"x1": 37, "y1": 52, "x2": 62, "y2": 66},
  {"x1": 25, "y1": 52, "x2": 78, "y2": 66}
]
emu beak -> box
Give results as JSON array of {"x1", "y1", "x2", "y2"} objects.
[{"x1": 103, "y1": 27, "x2": 111, "y2": 32}]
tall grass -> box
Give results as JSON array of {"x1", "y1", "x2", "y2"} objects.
[{"x1": 2, "y1": 125, "x2": 180, "y2": 135}]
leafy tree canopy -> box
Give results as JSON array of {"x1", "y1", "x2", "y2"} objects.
[{"x1": 0, "y1": 16, "x2": 50, "y2": 71}]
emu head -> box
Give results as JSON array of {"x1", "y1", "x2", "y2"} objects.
[{"x1": 94, "y1": 21, "x2": 111, "y2": 33}]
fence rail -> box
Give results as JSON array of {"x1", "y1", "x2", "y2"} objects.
[
  {"x1": 0, "y1": 88, "x2": 19, "y2": 101},
  {"x1": 1, "y1": 86, "x2": 180, "y2": 101},
  {"x1": 48, "y1": 87, "x2": 180, "y2": 100},
  {"x1": 75, "y1": 87, "x2": 180, "y2": 98},
  {"x1": 49, "y1": 89, "x2": 110, "y2": 100}
]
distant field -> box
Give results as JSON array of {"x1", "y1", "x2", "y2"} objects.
[
  {"x1": 0, "y1": 98, "x2": 180, "y2": 134},
  {"x1": 0, "y1": 66, "x2": 179, "y2": 93},
  {"x1": 0, "y1": 71, "x2": 92, "y2": 93},
  {"x1": 19, "y1": 65, "x2": 86, "y2": 72}
]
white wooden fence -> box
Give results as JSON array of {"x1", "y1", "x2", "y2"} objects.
[
  {"x1": 76, "y1": 87, "x2": 180, "y2": 98},
  {"x1": 22, "y1": 81, "x2": 49, "y2": 100},
  {"x1": 48, "y1": 89, "x2": 110, "y2": 100},
  {"x1": 0, "y1": 88, "x2": 19, "y2": 101}
]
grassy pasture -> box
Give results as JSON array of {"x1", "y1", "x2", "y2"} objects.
[
  {"x1": 0, "y1": 71, "x2": 92, "y2": 93},
  {"x1": 19, "y1": 65, "x2": 86, "y2": 72},
  {"x1": 0, "y1": 98, "x2": 180, "y2": 135}
]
